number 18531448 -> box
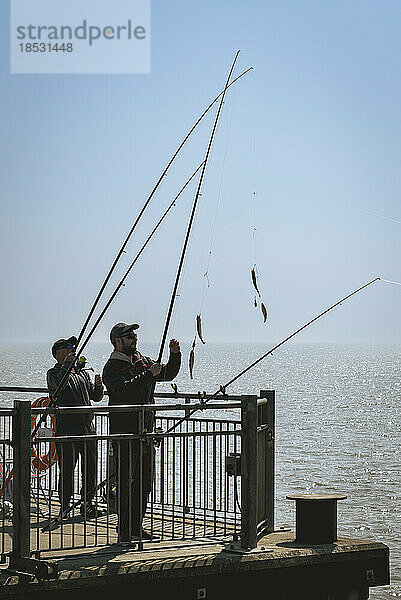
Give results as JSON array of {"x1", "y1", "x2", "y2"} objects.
[{"x1": 19, "y1": 43, "x2": 73, "y2": 52}]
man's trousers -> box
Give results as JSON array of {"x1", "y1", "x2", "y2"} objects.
[
  {"x1": 55, "y1": 436, "x2": 97, "y2": 510},
  {"x1": 112, "y1": 438, "x2": 154, "y2": 541}
]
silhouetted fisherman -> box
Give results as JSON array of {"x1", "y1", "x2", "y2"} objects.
[
  {"x1": 47, "y1": 336, "x2": 104, "y2": 518},
  {"x1": 102, "y1": 323, "x2": 181, "y2": 543}
]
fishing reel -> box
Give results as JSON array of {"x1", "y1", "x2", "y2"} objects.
[{"x1": 75, "y1": 356, "x2": 93, "y2": 372}]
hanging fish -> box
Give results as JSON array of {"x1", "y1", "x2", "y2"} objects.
[
  {"x1": 251, "y1": 267, "x2": 261, "y2": 297},
  {"x1": 261, "y1": 302, "x2": 268, "y2": 323},
  {"x1": 189, "y1": 337, "x2": 196, "y2": 379},
  {"x1": 253, "y1": 296, "x2": 257, "y2": 308},
  {"x1": 189, "y1": 349, "x2": 194, "y2": 379},
  {"x1": 196, "y1": 314, "x2": 206, "y2": 344}
]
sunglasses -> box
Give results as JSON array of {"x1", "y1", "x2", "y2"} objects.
[
  {"x1": 59, "y1": 343, "x2": 74, "y2": 350},
  {"x1": 123, "y1": 333, "x2": 137, "y2": 339}
]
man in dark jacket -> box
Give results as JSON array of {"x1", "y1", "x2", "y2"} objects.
[
  {"x1": 47, "y1": 336, "x2": 104, "y2": 518},
  {"x1": 102, "y1": 322, "x2": 181, "y2": 542}
]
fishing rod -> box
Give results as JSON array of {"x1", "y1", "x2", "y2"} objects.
[
  {"x1": 165, "y1": 276, "x2": 381, "y2": 433},
  {"x1": 41, "y1": 53, "x2": 243, "y2": 525},
  {"x1": 46, "y1": 65, "x2": 253, "y2": 412},
  {"x1": 76, "y1": 66, "x2": 253, "y2": 351},
  {"x1": 157, "y1": 50, "x2": 241, "y2": 363},
  {"x1": 41, "y1": 276, "x2": 381, "y2": 531},
  {"x1": 74, "y1": 161, "x2": 206, "y2": 362},
  {"x1": 30, "y1": 162, "x2": 204, "y2": 443}
]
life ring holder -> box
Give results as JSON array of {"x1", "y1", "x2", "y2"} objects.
[{"x1": 31, "y1": 397, "x2": 58, "y2": 471}]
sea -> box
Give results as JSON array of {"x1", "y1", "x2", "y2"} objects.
[{"x1": 0, "y1": 341, "x2": 400, "y2": 599}]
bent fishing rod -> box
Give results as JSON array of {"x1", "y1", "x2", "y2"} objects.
[
  {"x1": 76, "y1": 66, "x2": 253, "y2": 352},
  {"x1": 73, "y1": 161, "x2": 207, "y2": 362},
  {"x1": 157, "y1": 50, "x2": 241, "y2": 363},
  {"x1": 165, "y1": 276, "x2": 381, "y2": 433},
  {"x1": 41, "y1": 276, "x2": 380, "y2": 530},
  {"x1": 47, "y1": 65, "x2": 253, "y2": 411},
  {"x1": 77, "y1": 50, "x2": 240, "y2": 375},
  {"x1": 31, "y1": 162, "x2": 205, "y2": 441},
  {"x1": 41, "y1": 51, "x2": 242, "y2": 528}
]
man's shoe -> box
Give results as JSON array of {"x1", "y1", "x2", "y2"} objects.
[
  {"x1": 119, "y1": 539, "x2": 137, "y2": 548},
  {"x1": 132, "y1": 528, "x2": 159, "y2": 541}
]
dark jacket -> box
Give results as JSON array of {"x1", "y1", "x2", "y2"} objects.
[
  {"x1": 102, "y1": 350, "x2": 181, "y2": 434},
  {"x1": 47, "y1": 362, "x2": 103, "y2": 434}
]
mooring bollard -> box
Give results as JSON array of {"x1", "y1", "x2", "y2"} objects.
[{"x1": 286, "y1": 494, "x2": 347, "y2": 544}]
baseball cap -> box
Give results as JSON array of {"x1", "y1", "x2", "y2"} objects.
[
  {"x1": 110, "y1": 322, "x2": 139, "y2": 343},
  {"x1": 51, "y1": 336, "x2": 78, "y2": 358}
]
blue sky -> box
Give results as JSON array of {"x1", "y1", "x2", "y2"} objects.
[{"x1": 0, "y1": 0, "x2": 400, "y2": 349}]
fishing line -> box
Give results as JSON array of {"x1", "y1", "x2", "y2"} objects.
[
  {"x1": 251, "y1": 134, "x2": 257, "y2": 268},
  {"x1": 188, "y1": 59, "x2": 240, "y2": 380},
  {"x1": 165, "y1": 276, "x2": 381, "y2": 433},
  {"x1": 381, "y1": 279, "x2": 401, "y2": 287},
  {"x1": 248, "y1": 111, "x2": 268, "y2": 323},
  {"x1": 339, "y1": 203, "x2": 401, "y2": 226},
  {"x1": 157, "y1": 51, "x2": 242, "y2": 364},
  {"x1": 198, "y1": 60, "x2": 239, "y2": 317}
]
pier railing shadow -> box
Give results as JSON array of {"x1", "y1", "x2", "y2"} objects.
[{"x1": 0, "y1": 388, "x2": 275, "y2": 575}]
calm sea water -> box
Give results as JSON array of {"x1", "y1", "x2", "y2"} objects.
[{"x1": 0, "y1": 341, "x2": 399, "y2": 599}]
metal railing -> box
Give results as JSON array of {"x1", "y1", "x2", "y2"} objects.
[{"x1": 0, "y1": 388, "x2": 274, "y2": 578}]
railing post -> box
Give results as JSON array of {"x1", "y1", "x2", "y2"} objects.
[
  {"x1": 12, "y1": 400, "x2": 31, "y2": 560},
  {"x1": 240, "y1": 395, "x2": 258, "y2": 550},
  {"x1": 259, "y1": 390, "x2": 275, "y2": 535}
]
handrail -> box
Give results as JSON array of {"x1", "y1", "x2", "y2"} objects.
[
  {"x1": 31, "y1": 402, "x2": 245, "y2": 414},
  {"x1": 0, "y1": 390, "x2": 274, "y2": 557},
  {"x1": 31, "y1": 398, "x2": 267, "y2": 415},
  {"x1": 33, "y1": 429, "x2": 241, "y2": 443},
  {"x1": 0, "y1": 386, "x2": 241, "y2": 401}
]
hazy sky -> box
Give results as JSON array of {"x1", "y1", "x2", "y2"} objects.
[{"x1": 0, "y1": 0, "x2": 400, "y2": 351}]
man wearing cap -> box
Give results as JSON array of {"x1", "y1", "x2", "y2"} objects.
[
  {"x1": 47, "y1": 336, "x2": 104, "y2": 518},
  {"x1": 102, "y1": 322, "x2": 181, "y2": 542}
]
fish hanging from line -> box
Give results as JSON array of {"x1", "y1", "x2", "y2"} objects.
[
  {"x1": 189, "y1": 337, "x2": 196, "y2": 379},
  {"x1": 261, "y1": 302, "x2": 268, "y2": 323},
  {"x1": 251, "y1": 267, "x2": 261, "y2": 297},
  {"x1": 251, "y1": 266, "x2": 268, "y2": 323},
  {"x1": 196, "y1": 314, "x2": 206, "y2": 344}
]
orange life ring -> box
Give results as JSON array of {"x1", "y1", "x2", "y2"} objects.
[{"x1": 31, "y1": 397, "x2": 58, "y2": 471}]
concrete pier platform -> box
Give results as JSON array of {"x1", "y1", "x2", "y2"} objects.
[{"x1": 0, "y1": 531, "x2": 389, "y2": 600}]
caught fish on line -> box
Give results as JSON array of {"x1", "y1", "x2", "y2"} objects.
[
  {"x1": 251, "y1": 267, "x2": 261, "y2": 297},
  {"x1": 189, "y1": 337, "x2": 196, "y2": 380},
  {"x1": 196, "y1": 314, "x2": 206, "y2": 344},
  {"x1": 261, "y1": 302, "x2": 268, "y2": 323}
]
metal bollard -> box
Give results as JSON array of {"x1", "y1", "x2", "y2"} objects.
[{"x1": 286, "y1": 494, "x2": 347, "y2": 544}]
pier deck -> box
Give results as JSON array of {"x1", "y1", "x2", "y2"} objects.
[
  {"x1": 0, "y1": 393, "x2": 390, "y2": 599},
  {"x1": 0, "y1": 498, "x2": 238, "y2": 554},
  {"x1": 0, "y1": 529, "x2": 390, "y2": 600}
]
